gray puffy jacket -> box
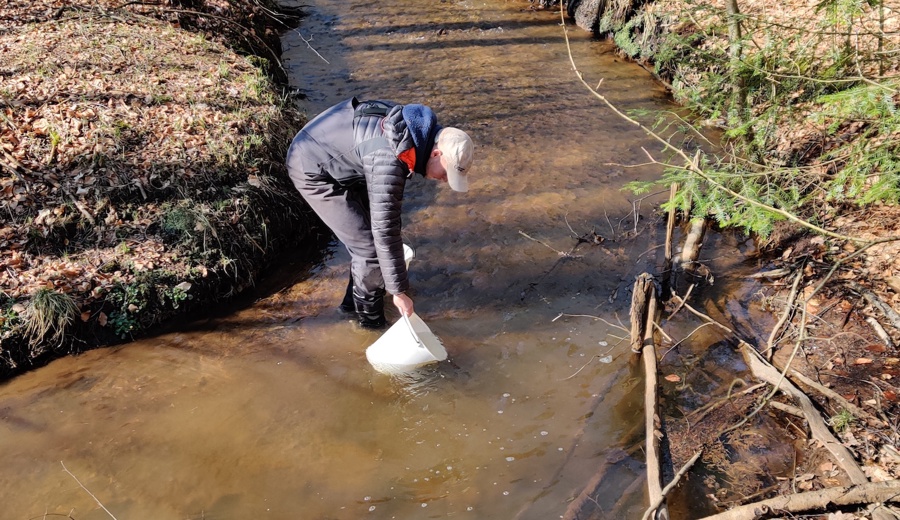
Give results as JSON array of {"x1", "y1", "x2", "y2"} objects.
[{"x1": 290, "y1": 98, "x2": 438, "y2": 295}]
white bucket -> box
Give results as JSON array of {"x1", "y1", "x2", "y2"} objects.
[
  {"x1": 366, "y1": 313, "x2": 447, "y2": 375},
  {"x1": 403, "y1": 243, "x2": 415, "y2": 269}
]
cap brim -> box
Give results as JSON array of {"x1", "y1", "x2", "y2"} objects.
[{"x1": 448, "y1": 170, "x2": 468, "y2": 192}]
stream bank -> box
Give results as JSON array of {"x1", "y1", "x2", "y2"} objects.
[{"x1": 0, "y1": 0, "x2": 318, "y2": 379}]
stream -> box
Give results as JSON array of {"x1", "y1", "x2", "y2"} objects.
[{"x1": 0, "y1": 0, "x2": 775, "y2": 518}]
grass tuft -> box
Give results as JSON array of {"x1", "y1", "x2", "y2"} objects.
[{"x1": 25, "y1": 288, "x2": 78, "y2": 349}]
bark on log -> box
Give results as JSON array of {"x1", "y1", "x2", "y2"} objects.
[
  {"x1": 697, "y1": 480, "x2": 900, "y2": 520},
  {"x1": 631, "y1": 273, "x2": 654, "y2": 353},
  {"x1": 680, "y1": 217, "x2": 707, "y2": 271}
]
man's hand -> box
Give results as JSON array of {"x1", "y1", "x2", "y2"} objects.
[{"x1": 393, "y1": 293, "x2": 414, "y2": 317}]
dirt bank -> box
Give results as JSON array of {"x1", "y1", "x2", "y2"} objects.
[{"x1": 0, "y1": 0, "x2": 316, "y2": 379}]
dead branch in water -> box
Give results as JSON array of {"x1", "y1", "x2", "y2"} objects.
[
  {"x1": 60, "y1": 461, "x2": 119, "y2": 520},
  {"x1": 515, "y1": 363, "x2": 636, "y2": 520},
  {"x1": 560, "y1": 442, "x2": 645, "y2": 520},
  {"x1": 742, "y1": 346, "x2": 870, "y2": 485}
]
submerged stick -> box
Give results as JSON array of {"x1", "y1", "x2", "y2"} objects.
[
  {"x1": 764, "y1": 267, "x2": 803, "y2": 360},
  {"x1": 60, "y1": 461, "x2": 119, "y2": 520}
]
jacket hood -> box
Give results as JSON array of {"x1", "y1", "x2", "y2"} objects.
[{"x1": 401, "y1": 104, "x2": 441, "y2": 174}]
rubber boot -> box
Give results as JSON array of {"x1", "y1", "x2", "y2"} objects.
[
  {"x1": 338, "y1": 275, "x2": 355, "y2": 314},
  {"x1": 353, "y1": 287, "x2": 386, "y2": 329}
]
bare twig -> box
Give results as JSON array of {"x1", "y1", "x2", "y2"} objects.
[
  {"x1": 764, "y1": 266, "x2": 803, "y2": 360},
  {"x1": 552, "y1": 312, "x2": 630, "y2": 333},
  {"x1": 851, "y1": 281, "x2": 900, "y2": 332},
  {"x1": 787, "y1": 368, "x2": 885, "y2": 427},
  {"x1": 294, "y1": 30, "x2": 331, "y2": 64},
  {"x1": 519, "y1": 230, "x2": 566, "y2": 256},
  {"x1": 60, "y1": 461, "x2": 119, "y2": 520},
  {"x1": 641, "y1": 449, "x2": 703, "y2": 520}
]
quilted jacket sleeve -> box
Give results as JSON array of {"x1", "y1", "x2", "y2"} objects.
[{"x1": 364, "y1": 149, "x2": 409, "y2": 295}]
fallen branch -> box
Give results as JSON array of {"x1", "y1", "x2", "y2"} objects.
[
  {"x1": 742, "y1": 346, "x2": 869, "y2": 485},
  {"x1": 666, "y1": 283, "x2": 695, "y2": 320},
  {"x1": 851, "y1": 282, "x2": 900, "y2": 332},
  {"x1": 560, "y1": 444, "x2": 643, "y2": 520},
  {"x1": 697, "y1": 480, "x2": 900, "y2": 520},
  {"x1": 786, "y1": 368, "x2": 885, "y2": 428},
  {"x1": 662, "y1": 183, "x2": 678, "y2": 300},
  {"x1": 641, "y1": 449, "x2": 703, "y2": 520},
  {"x1": 686, "y1": 381, "x2": 766, "y2": 424},
  {"x1": 680, "y1": 217, "x2": 708, "y2": 272},
  {"x1": 516, "y1": 364, "x2": 634, "y2": 520},
  {"x1": 768, "y1": 400, "x2": 804, "y2": 418},
  {"x1": 641, "y1": 285, "x2": 669, "y2": 520},
  {"x1": 610, "y1": 474, "x2": 649, "y2": 519},
  {"x1": 867, "y1": 316, "x2": 895, "y2": 349}
]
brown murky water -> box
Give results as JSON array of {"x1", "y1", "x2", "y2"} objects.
[{"x1": 0, "y1": 0, "x2": 769, "y2": 519}]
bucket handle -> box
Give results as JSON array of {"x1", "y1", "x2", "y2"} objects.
[{"x1": 401, "y1": 313, "x2": 423, "y2": 347}]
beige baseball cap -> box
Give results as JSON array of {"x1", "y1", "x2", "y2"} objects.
[{"x1": 436, "y1": 127, "x2": 474, "y2": 192}]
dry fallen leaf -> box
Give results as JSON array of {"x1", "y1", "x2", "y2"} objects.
[{"x1": 854, "y1": 358, "x2": 874, "y2": 365}]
